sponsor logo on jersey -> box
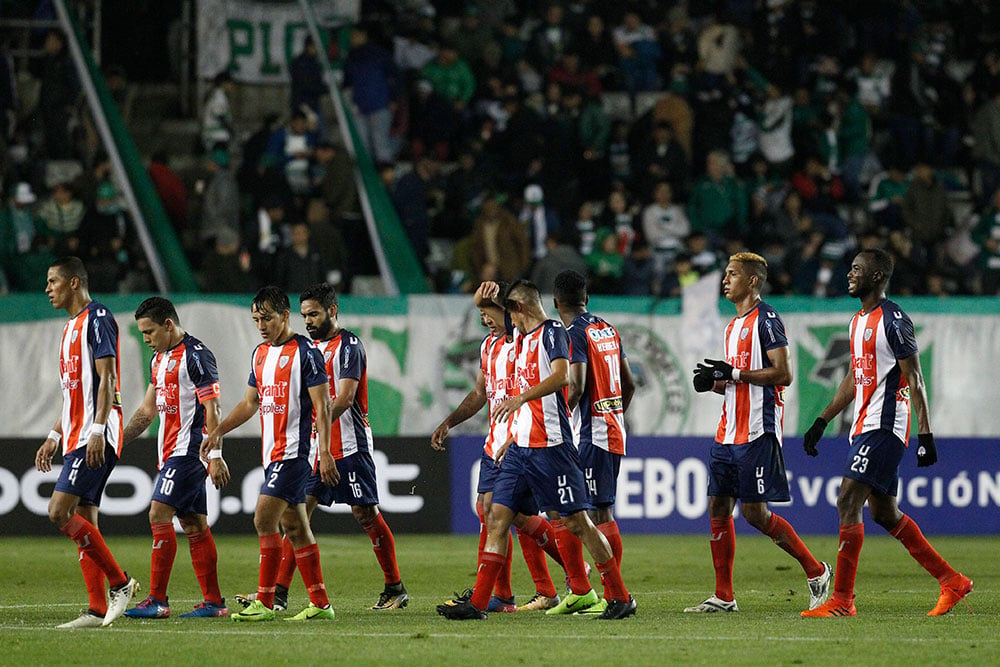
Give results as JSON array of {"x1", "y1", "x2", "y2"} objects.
[
  {"x1": 588, "y1": 326, "x2": 617, "y2": 341},
  {"x1": 592, "y1": 397, "x2": 623, "y2": 414},
  {"x1": 259, "y1": 382, "x2": 288, "y2": 398}
]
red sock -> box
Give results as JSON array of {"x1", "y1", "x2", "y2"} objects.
[
  {"x1": 596, "y1": 557, "x2": 629, "y2": 601},
  {"x1": 294, "y1": 543, "x2": 330, "y2": 608},
  {"x1": 833, "y1": 523, "x2": 864, "y2": 603},
  {"x1": 276, "y1": 535, "x2": 297, "y2": 589},
  {"x1": 470, "y1": 552, "x2": 506, "y2": 611},
  {"x1": 516, "y1": 526, "x2": 557, "y2": 597},
  {"x1": 61, "y1": 514, "x2": 126, "y2": 587},
  {"x1": 79, "y1": 550, "x2": 108, "y2": 616},
  {"x1": 149, "y1": 522, "x2": 177, "y2": 601},
  {"x1": 762, "y1": 513, "x2": 824, "y2": 578},
  {"x1": 519, "y1": 515, "x2": 563, "y2": 567},
  {"x1": 493, "y1": 532, "x2": 513, "y2": 599},
  {"x1": 552, "y1": 520, "x2": 590, "y2": 595},
  {"x1": 889, "y1": 514, "x2": 956, "y2": 583},
  {"x1": 256, "y1": 533, "x2": 283, "y2": 608},
  {"x1": 710, "y1": 517, "x2": 735, "y2": 602},
  {"x1": 362, "y1": 513, "x2": 401, "y2": 585},
  {"x1": 596, "y1": 520, "x2": 623, "y2": 567},
  {"x1": 188, "y1": 528, "x2": 222, "y2": 604},
  {"x1": 475, "y1": 500, "x2": 487, "y2": 568}
]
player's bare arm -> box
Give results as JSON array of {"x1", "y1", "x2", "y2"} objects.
[
  {"x1": 494, "y1": 358, "x2": 569, "y2": 421},
  {"x1": 330, "y1": 377, "x2": 359, "y2": 423},
  {"x1": 621, "y1": 356, "x2": 636, "y2": 411},
  {"x1": 201, "y1": 385, "x2": 260, "y2": 457},
  {"x1": 310, "y1": 383, "x2": 339, "y2": 486},
  {"x1": 431, "y1": 370, "x2": 487, "y2": 450},
  {"x1": 122, "y1": 384, "x2": 157, "y2": 445},
  {"x1": 741, "y1": 346, "x2": 793, "y2": 387},
  {"x1": 202, "y1": 396, "x2": 229, "y2": 488},
  {"x1": 473, "y1": 281, "x2": 505, "y2": 324},
  {"x1": 86, "y1": 355, "x2": 117, "y2": 469},
  {"x1": 35, "y1": 419, "x2": 61, "y2": 473},
  {"x1": 899, "y1": 354, "x2": 931, "y2": 434},
  {"x1": 567, "y1": 361, "x2": 586, "y2": 410}
]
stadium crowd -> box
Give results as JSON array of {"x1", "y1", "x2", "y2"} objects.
[{"x1": 3, "y1": 0, "x2": 1000, "y2": 297}]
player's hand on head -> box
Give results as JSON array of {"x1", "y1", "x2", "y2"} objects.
[
  {"x1": 803, "y1": 417, "x2": 827, "y2": 457},
  {"x1": 915, "y1": 433, "x2": 937, "y2": 467}
]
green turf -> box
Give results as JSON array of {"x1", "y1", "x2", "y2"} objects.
[{"x1": 0, "y1": 533, "x2": 994, "y2": 666}]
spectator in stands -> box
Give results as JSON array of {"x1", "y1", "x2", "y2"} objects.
[
  {"x1": 201, "y1": 70, "x2": 234, "y2": 152},
  {"x1": 37, "y1": 180, "x2": 84, "y2": 255},
  {"x1": 621, "y1": 238, "x2": 653, "y2": 295},
  {"x1": 972, "y1": 186, "x2": 1000, "y2": 295},
  {"x1": 199, "y1": 148, "x2": 239, "y2": 253},
  {"x1": 548, "y1": 52, "x2": 601, "y2": 99},
  {"x1": 0, "y1": 181, "x2": 54, "y2": 291},
  {"x1": 632, "y1": 120, "x2": 689, "y2": 201},
  {"x1": 847, "y1": 50, "x2": 891, "y2": 124},
  {"x1": 470, "y1": 189, "x2": 529, "y2": 283},
  {"x1": 250, "y1": 193, "x2": 287, "y2": 286},
  {"x1": 266, "y1": 108, "x2": 318, "y2": 196},
  {"x1": 886, "y1": 229, "x2": 928, "y2": 295},
  {"x1": 836, "y1": 79, "x2": 882, "y2": 201},
  {"x1": 289, "y1": 36, "x2": 330, "y2": 138},
  {"x1": 448, "y1": 4, "x2": 496, "y2": 72},
  {"x1": 573, "y1": 13, "x2": 618, "y2": 91},
  {"x1": 518, "y1": 183, "x2": 560, "y2": 261},
  {"x1": 687, "y1": 150, "x2": 747, "y2": 246},
  {"x1": 756, "y1": 81, "x2": 795, "y2": 178},
  {"x1": 237, "y1": 112, "x2": 282, "y2": 193},
  {"x1": 613, "y1": 10, "x2": 662, "y2": 95},
  {"x1": 391, "y1": 156, "x2": 440, "y2": 271},
  {"x1": 530, "y1": 231, "x2": 587, "y2": 293},
  {"x1": 199, "y1": 227, "x2": 248, "y2": 293},
  {"x1": 972, "y1": 87, "x2": 1000, "y2": 207},
  {"x1": 408, "y1": 77, "x2": 459, "y2": 161},
  {"x1": 685, "y1": 231, "x2": 723, "y2": 277},
  {"x1": 585, "y1": 227, "x2": 624, "y2": 294},
  {"x1": 442, "y1": 146, "x2": 491, "y2": 240},
  {"x1": 343, "y1": 25, "x2": 399, "y2": 165},
  {"x1": 598, "y1": 187, "x2": 639, "y2": 257},
  {"x1": 902, "y1": 163, "x2": 955, "y2": 271},
  {"x1": 660, "y1": 251, "x2": 699, "y2": 297},
  {"x1": 274, "y1": 220, "x2": 326, "y2": 293},
  {"x1": 310, "y1": 140, "x2": 356, "y2": 278},
  {"x1": 867, "y1": 160, "x2": 910, "y2": 233},
  {"x1": 147, "y1": 150, "x2": 187, "y2": 235},
  {"x1": 641, "y1": 180, "x2": 690, "y2": 289},
  {"x1": 528, "y1": 3, "x2": 573, "y2": 71},
  {"x1": 78, "y1": 180, "x2": 129, "y2": 293},
  {"x1": 420, "y1": 42, "x2": 476, "y2": 118},
  {"x1": 791, "y1": 155, "x2": 847, "y2": 225},
  {"x1": 35, "y1": 30, "x2": 77, "y2": 159}
]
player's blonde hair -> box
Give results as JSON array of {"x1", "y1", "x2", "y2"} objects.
[{"x1": 729, "y1": 252, "x2": 768, "y2": 286}]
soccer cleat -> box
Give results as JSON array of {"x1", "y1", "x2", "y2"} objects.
[
  {"x1": 234, "y1": 586, "x2": 287, "y2": 612},
  {"x1": 487, "y1": 594, "x2": 517, "y2": 613},
  {"x1": 57, "y1": 610, "x2": 105, "y2": 629},
  {"x1": 564, "y1": 562, "x2": 593, "y2": 594},
  {"x1": 597, "y1": 596, "x2": 637, "y2": 620},
  {"x1": 180, "y1": 599, "x2": 229, "y2": 618},
  {"x1": 517, "y1": 593, "x2": 560, "y2": 611},
  {"x1": 231, "y1": 599, "x2": 276, "y2": 622},
  {"x1": 436, "y1": 599, "x2": 487, "y2": 620},
  {"x1": 285, "y1": 603, "x2": 335, "y2": 621},
  {"x1": 574, "y1": 598, "x2": 608, "y2": 617},
  {"x1": 371, "y1": 582, "x2": 409, "y2": 610},
  {"x1": 123, "y1": 596, "x2": 170, "y2": 619},
  {"x1": 807, "y1": 562, "x2": 833, "y2": 610},
  {"x1": 800, "y1": 598, "x2": 857, "y2": 617},
  {"x1": 927, "y1": 574, "x2": 973, "y2": 616},
  {"x1": 440, "y1": 588, "x2": 474, "y2": 607},
  {"x1": 683, "y1": 595, "x2": 739, "y2": 613},
  {"x1": 102, "y1": 574, "x2": 140, "y2": 626},
  {"x1": 545, "y1": 588, "x2": 600, "y2": 615}
]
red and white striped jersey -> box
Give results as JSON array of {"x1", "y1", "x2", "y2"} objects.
[
  {"x1": 313, "y1": 329, "x2": 373, "y2": 460},
  {"x1": 848, "y1": 299, "x2": 918, "y2": 443},
  {"x1": 58, "y1": 301, "x2": 123, "y2": 456},
  {"x1": 568, "y1": 312, "x2": 628, "y2": 455},
  {"x1": 512, "y1": 320, "x2": 573, "y2": 449},
  {"x1": 248, "y1": 334, "x2": 328, "y2": 465},
  {"x1": 150, "y1": 334, "x2": 220, "y2": 468},
  {"x1": 715, "y1": 301, "x2": 787, "y2": 445},
  {"x1": 481, "y1": 332, "x2": 517, "y2": 457}
]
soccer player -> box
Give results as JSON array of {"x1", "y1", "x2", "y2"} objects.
[
  {"x1": 35, "y1": 256, "x2": 139, "y2": 628},
  {"x1": 552, "y1": 270, "x2": 635, "y2": 616},
  {"x1": 202, "y1": 286, "x2": 337, "y2": 622},
  {"x1": 431, "y1": 281, "x2": 566, "y2": 613},
  {"x1": 685, "y1": 252, "x2": 831, "y2": 613},
  {"x1": 248, "y1": 283, "x2": 408, "y2": 611},
  {"x1": 800, "y1": 249, "x2": 973, "y2": 618},
  {"x1": 120, "y1": 297, "x2": 229, "y2": 619},
  {"x1": 438, "y1": 280, "x2": 635, "y2": 621}
]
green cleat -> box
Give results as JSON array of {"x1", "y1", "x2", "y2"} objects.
[
  {"x1": 574, "y1": 598, "x2": 609, "y2": 617},
  {"x1": 545, "y1": 589, "x2": 600, "y2": 615},
  {"x1": 285, "y1": 603, "x2": 335, "y2": 621},
  {"x1": 231, "y1": 599, "x2": 275, "y2": 622}
]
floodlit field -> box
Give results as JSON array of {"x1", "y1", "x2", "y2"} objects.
[{"x1": 0, "y1": 533, "x2": 995, "y2": 666}]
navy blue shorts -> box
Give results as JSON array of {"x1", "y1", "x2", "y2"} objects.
[
  {"x1": 707, "y1": 433, "x2": 790, "y2": 503},
  {"x1": 580, "y1": 442, "x2": 621, "y2": 509},
  {"x1": 493, "y1": 443, "x2": 589, "y2": 516},
  {"x1": 54, "y1": 445, "x2": 118, "y2": 507},
  {"x1": 843, "y1": 429, "x2": 905, "y2": 495},
  {"x1": 477, "y1": 452, "x2": 540, "y2": 516},
  {"x1": 151, "y1": 456, "x2": 208, "y2": 516},
  {"x1": 259, "y1": 458, "x2": 312, "y2": 506},
  {"x1": 308, "y1": 450, "x2": 380, "y2": 507}
]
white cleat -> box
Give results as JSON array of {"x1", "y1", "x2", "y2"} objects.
[
  {"x1": 57, "y1": 610, "x2": 105, "y2": 628},
  {"x1": 807, "y1": 562, "x2": 833, "y2": 610},
  {"x1": 683, "y1": 595, "x2": 739, "y2": 613},
  {"x1": 102, "y1": 575, "x2": 140, "y2": 626}
]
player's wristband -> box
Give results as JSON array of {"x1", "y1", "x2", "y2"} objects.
[
  {"x1": 732, "y1": 369, "x2": 741, "y2": 382},
  {"x1": 90, "y1": 423, "x2": 106, "y2": 437},
  {"x1": 47, "y1": 430, "x2": 61, "y2": 444},
  {"x1": 206, "y1": 449, "x2": 223, "y2": 460}
]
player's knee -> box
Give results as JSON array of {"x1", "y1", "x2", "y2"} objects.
[
  {"x1": 561, "y1": 512, "x2": 588, "y2": 536},
  {"x1": 741, "y1": 506, "x2": 770, "y2": 531},
  {"x1": 352, "y1": 504, "x2": 377, "y2": 525}
]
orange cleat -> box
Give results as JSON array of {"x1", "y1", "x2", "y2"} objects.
[
  {"x1": 927, "y1": 574, "x2": 973, "y2": 616},
  {"x1": 801, "y1": 598, "x2": 857, "y2": 618}
]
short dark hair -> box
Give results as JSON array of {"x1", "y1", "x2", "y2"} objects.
[
  {"x1": 553, "y1": 270, "x2": 587, "y2": 306},
  {"x1": 858, "y1": 248, "x2": 895, "y2": 284},
  {"x1": 299, "y1": 283, "x2": 338, "y2": 309},
  {"x1": 503, "y1": 278, "x2": 540, "y2": 309},
  {"x1": 134, "y1": 296, "x2": 180, "y2": 325},
  {"x1": 50, "y1": 256, "x2": 88, "y2": 288},
  {"x1": 252, "y1": 286, "x2": 290, "y2": 314}
]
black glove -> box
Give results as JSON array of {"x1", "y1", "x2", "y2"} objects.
[
  {"x1": 692, "y1": 371, "x2": 715, "y2": 393},
  {"x1": 697, "y1": 358, "x2": 736, "y2": 382},
  {"x1": 803, "y1": 417, "x2": 827, "y2": 457},
  {"x1": 916, "y1": 433, "x2": 937, "y2": 467}
]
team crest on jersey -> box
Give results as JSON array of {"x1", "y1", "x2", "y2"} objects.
[
  {"x1": 864, "y1": 328, "x2": 873, "y2": 341},
  {"x1": 71, "y1": 329, "x2": 79, "y2": 343},
  {"x1": 508, "y1": 349, "x2": 516, "y2": 362},
  {"x1": 529, "y1": 339, "x2": 538, "y2": 353},
  {"x1": 167, "y1": 359, "x2": 177, "y2": 372},
  {"x1": 279, "y1": 355, "x2": 290, "y2": 369},
  {"x1": 324, "y1": 350, "x2": 333, "y2": 363},
  {"x1": 740, "y1": 327, "x2": 750, "y2": 340}
]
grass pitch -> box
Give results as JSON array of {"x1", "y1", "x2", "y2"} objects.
[{"x1": 0, "y1": 533, "x2": 994, "y2": 666}]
